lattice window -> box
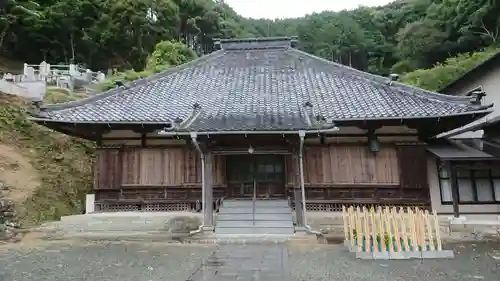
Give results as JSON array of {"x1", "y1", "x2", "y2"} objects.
[
  {"x1": 291, "y1": 203, "x2": 430, "y2": 212},
  {"x1": 95, "y1": 202, "x2": 195, "y2": 212}
]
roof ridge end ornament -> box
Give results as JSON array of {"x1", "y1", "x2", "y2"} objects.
[
  {"x1": 302, "y1": 101, "x2": 314, "y2": 127},
  {"x1": 468, "y1": 88, "x2": 487, "y2": 106},
  {"x1": 387, "y1": 73, "x2": 399, "y2": 86},
  {"x1": 213, "y1": 38, "x2": 222, "y2": 50},
  {"x1": 291, "y1": 36, "x2": 299, "y2": 48},
  {"x1": 179, "y1": 102, "x2": 203, "y2": 129}
]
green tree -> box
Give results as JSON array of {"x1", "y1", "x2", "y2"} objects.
[
  {"x1": 0, "y1": 0, "x2": 41, "y2": 54},
  {"x1": 396, "y1": 20, "x2": 448, "y2": 67}
]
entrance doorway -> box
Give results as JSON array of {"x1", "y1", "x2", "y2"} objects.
[{"x1": 226, "y1": 155, "x2": 286, "y2": 199}]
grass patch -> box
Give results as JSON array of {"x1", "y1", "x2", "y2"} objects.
[
  {"x1": 0, "y1": 92, "x2": 94, "y2": 226},
  {"x1": 43, "y1": 88, "x2": 77, "y2": 104}
]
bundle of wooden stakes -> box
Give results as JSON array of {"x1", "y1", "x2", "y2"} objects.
[{"x1": 342, "y1": 206, "x2": 443, "y2": 254}]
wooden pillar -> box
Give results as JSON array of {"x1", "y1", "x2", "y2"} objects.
[
  {"x1": 293, "y1": 152, "x2": 304, "y2": 227},
  {"x1": 116, "y1": 146, "x2": 124, "y2": 189},
  {"x1": 204, "y1": 151, "x2": 214, "y2": 227},
  {"x1": 449, "y1": 162, "x2": 460, "y2": 218}
]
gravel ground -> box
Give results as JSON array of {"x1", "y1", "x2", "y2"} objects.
[
  {"x1": 289, "y1": 242, "x2": 500, "y2": 281},
  {"x1": 0, "y1": 240, "x2": 499, "y2": 281}
]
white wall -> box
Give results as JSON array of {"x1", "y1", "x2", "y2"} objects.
[
  {"x1": 0, "y1": 80, "x2": 45, "y2": 101},
  {"x1": 427, "y1": 156, "x2": 500, "y2": 215},
  {"x1": 440, "y1": 64, "x2": 500, "y2": 138}
]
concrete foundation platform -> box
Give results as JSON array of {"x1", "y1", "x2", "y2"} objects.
[
  {"x1": 371, "y1": 251, "x2": 390, "y2": 260},
  {"x1": 344, "y1": 238, "x2": 455, "y2": 260},
  {"x1": 355, "y1": 250, "x2": 454, "y2": 260},
  {"x1": 421, "y1": 250, "x2": 455, "y2": 259},
  {"x1": 355, "y1": 251, "x2": 374, "y2": 259}
]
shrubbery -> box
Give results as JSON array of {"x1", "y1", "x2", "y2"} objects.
[{"x1": 100, "y1": 41, "x2": 197, "y2": 91}]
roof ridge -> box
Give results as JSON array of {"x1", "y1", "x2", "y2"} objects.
[
  {"x1": 218, "y1": 37, "x2": 295, "y2": 43},
  {"x1": 39, "y1": 50, "x2": 225, "y2": 112},
  {"x1": 291, "y1": 48, "x2": 491, "y2": 109},
  {"x1": 218, "y1": 36, "x2": 295, "y2": 51}
]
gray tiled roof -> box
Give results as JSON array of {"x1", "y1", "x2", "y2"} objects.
[{"x1": 33, "y1": 37, "x2": 492, "y2": 131}]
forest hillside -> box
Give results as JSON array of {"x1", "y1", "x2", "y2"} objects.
[{"x1": 1, "y1": 0, "x2": 499, "y2": 85}]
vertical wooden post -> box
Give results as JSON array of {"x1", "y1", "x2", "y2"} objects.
[
  {"x1": 204, "y1": 151, "x2": 214, "y2": 227},
  {"x1": 356, "y1": 206, "x2": 362, "y2": 252},
  {"x1": 450, "y1": 162, "x2": 460, "y2": 218},
  {"x1": 433, "y1": 210, "x2": 442, "y2": 251},
  {"x1": 342, "y1": 206, "x2": 349, "y2": 241},
  {"x1": 416, "y1": 208, "x2": 426, "y2": 251},
  {"x1": 349, "y1": 206, "x2": 355, "y2": 248},
  {"x1": 392, "y1": 207, "x2": 401, "y2": 252},
  {"x1": 116, "y1": 146, "x2": 124, "y2": 190},
  {"x1": 425, "y1": 210, "x2": 434, "y2": 251},
  {"x1": 400, "y1": 208, "x2": 409, "y2": 251},
  {"x1": 292, "y1": 152, "x2": 304, "y2": 227},
  {"x1": 408, "y1": 207, "x2": 417, "y2": 250},
  {"x1": 377, "y1": 206, "x2": 385, "y2": 252},
  {"x1": 363, "y1": 206, "x2": 370, "y2": 251},
  {"x1": 384, "y1": 207, "x2": 394, "y2": 254},
  {"x1": 93, "y1": 149, "x2": 100, "y2": 191},
  {"x1": 370, "y1": 207, "x2": 378, "y2": 252}
]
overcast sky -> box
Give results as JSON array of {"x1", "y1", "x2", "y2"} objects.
[{"x1": 224, "y1": 0, "x2": 394, "y2": 19}]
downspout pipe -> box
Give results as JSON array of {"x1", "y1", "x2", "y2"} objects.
[
  {"x1": 298, "y1": 130, "x2": 322, "y2": 235},
  {"x1": 189, "y1": 132, "x2": 206, "y2": 236}
]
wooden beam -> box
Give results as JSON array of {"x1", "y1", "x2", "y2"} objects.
[
  {"x1": 293, "y1": 152, "x2": 304, "y2": 227},
  {"x1": 450, "y1": 162, "x2": 460, "y2": 218},
  {"x1": 116, "y1": 146, "x2": 124, "y2": 190},
  {"x1": 204, "y1": 151, "x2": 214, "y2": 227}
]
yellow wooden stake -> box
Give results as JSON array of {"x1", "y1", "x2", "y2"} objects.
[
  {"x1": 408, "y1": 207, "x2": 417, "y2": 251},
  {"x1": 391, "y1": 207, "x2": 401, "y2": 252},
  {"x1": 417, "y1": 208, "x2": 426, "y2": 251},
  {"x1": 363, "y1": 206, "x2": 370, "y2": 252},
  {"x1": 370, "y1": 207, "x2": 378, "y2": 253},
  {"x1": 425, "y1": 210, "x2": 435, "y2": 251},
  {"x1": 356, "y1": 206, "x2": 362, "y2": 252},
  {"x1": 384, "y1": 207, "x2": 394, "y2": 254},
  {"x1": 432, "y1": 210, "x2": 442, "y2": 251},
  {"x1": 377, "y1": 206, "x2": 385, "y2": 252},
  {"x1": 349, "y1": 206, "x2": 355, "y2": 248},
  {"x1": 342, "y1": 205, "x2": 348, "y2": 241},
  {"x1": 400, "y1": 208, "x2": 409, "y2": 251}
]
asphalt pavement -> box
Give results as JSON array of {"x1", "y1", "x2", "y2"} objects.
[{"x1": 0, "y1": 240, "x2": 499, "y2": 281}]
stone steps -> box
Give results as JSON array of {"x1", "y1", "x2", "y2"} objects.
[{"x1": 215, "y1": 200, "x2": 294, "y2": 235}]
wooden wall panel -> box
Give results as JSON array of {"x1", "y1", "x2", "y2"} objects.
[
  {"x1": 96, "y1": 147, "x2": 226, "y2": 188},
  {"x1": 122, "y1": 148, "x2": 140, "y2": 184},
  {"x1": 184, "y1": 149, "x2": 200, "y2": 184},
  {"x1": 285, "y1": 155, "x2": 294, "y2": 186},
  {"x1": 396, "y1": 144, "x2": 428, "y2": 189},
  {"x1": 288, "y1": 145, "x2": 400, "y2": 185},
  {"x1": 94, "y1": 148, "x2": 121, "y2": 189},
  {"x1": 213, "y1": 154, "x2": 226, "y2": 186},
  {"x1": 120, "y1": 147, "x2": 189, "y2": 186}
]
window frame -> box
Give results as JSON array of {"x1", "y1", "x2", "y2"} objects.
[{"x1": 437, "y1": 160, "x2": 500, "y2": 205}]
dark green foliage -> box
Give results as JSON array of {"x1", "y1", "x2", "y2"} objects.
[
  {"x1": 99, "y1": 40, "x2": 197, "y2": 91},
  {"x1": 244, "y1": 0, "x2": 500, "y2": 82},
  {"x1": 401, "y1": 47, "x2": 499, "y2": 91}
]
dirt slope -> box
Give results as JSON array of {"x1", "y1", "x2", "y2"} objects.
[
  {"x1": 0, "y1": 144, "x2": 40, "y2": 203},
  {"x1": 0, "y1": 92, "x2": 94, "y2": 226}
]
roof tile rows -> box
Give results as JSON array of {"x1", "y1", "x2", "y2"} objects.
[{"x1": 34, "y1": 37, "x2": 491, "y2": 131}]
